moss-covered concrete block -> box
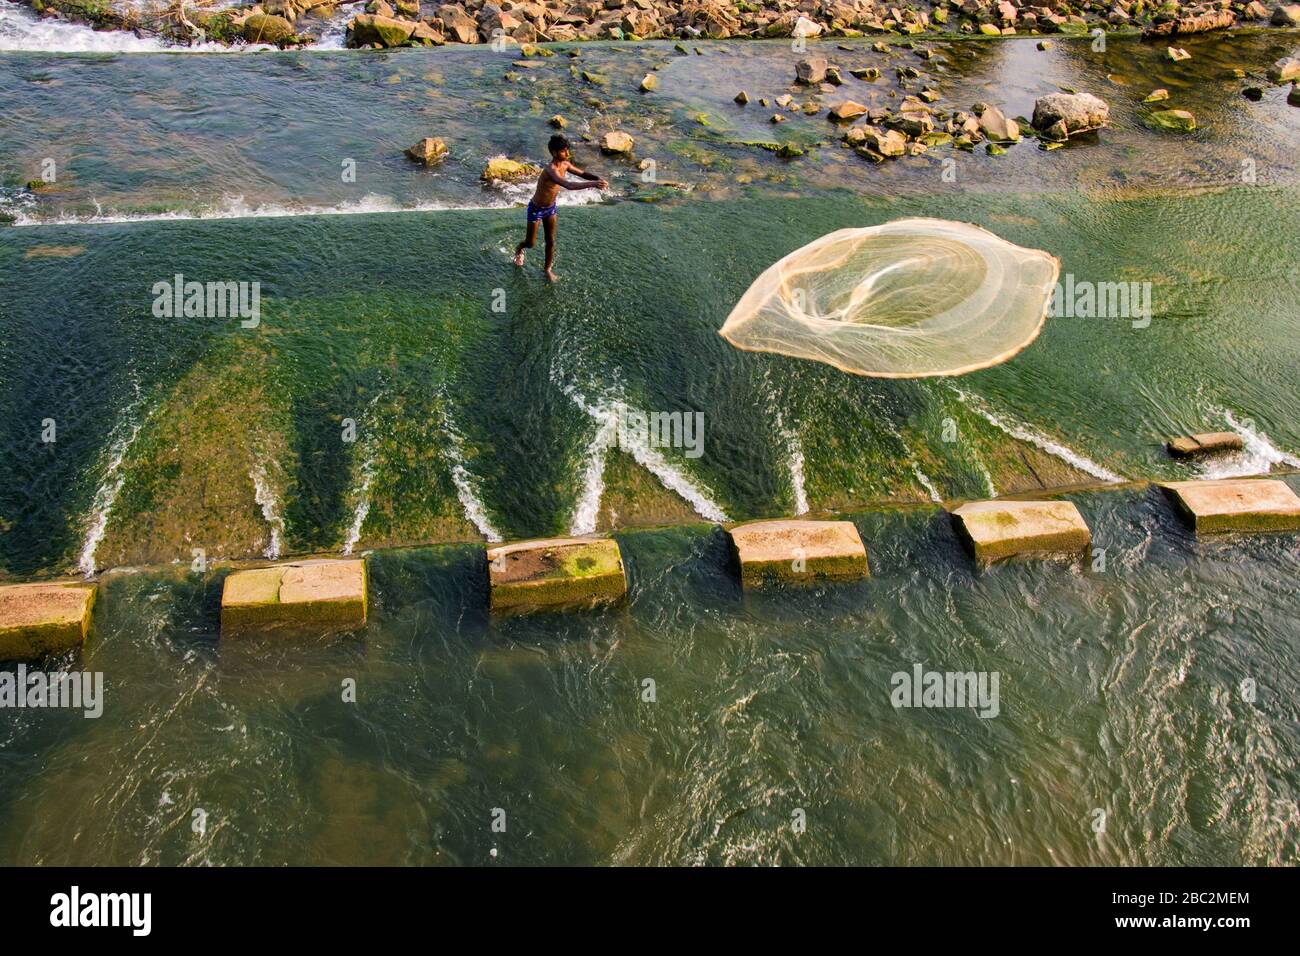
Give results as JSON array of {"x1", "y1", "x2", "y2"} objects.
[
  {"x1": 1166, "y1": 432, "x2": 1244, "y2": 458},
  {"x1": 951, "y1": 499, "x2": 1091, "y2": 563},
  {"x1": 486, "y1": 537, "x2": 626, "y2": 610},
  {"x1": 0, "y1": 581, "x2": 97, "y2": 661},
  {"x1": 1159, "y1": 478, "x2": 1300, "y2": 534},
  {"x1": 728, "y1": 519, "x2": 869, "y2": 588},
  {"x1": 220, "y1": 558, "x2": 367, "y2": 636}
]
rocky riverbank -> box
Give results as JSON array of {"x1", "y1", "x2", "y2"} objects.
[{"x1": 10, "y1": 0, "x2": 1300, "y2": 51}]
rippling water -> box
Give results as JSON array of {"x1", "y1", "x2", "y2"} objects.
[{"x1": 1, "y1": 31, "x2": 1299, "y2": 866}]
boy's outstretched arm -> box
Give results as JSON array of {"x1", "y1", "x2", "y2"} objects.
[{"x1": 555, "y1": 166, "x2": 607, "y2": 190}]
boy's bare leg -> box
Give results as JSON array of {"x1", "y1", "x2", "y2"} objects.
[
  {"x1": 514, "y1": 220, "x2": 537, "y2": 266},
  {"x1": 543, "y1": 215, "x2": 558, "y2": 282}
]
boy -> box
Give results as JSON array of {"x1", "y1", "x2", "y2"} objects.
[{"x1": 514, "y1": 135, "x2": 607, "y2": 283}]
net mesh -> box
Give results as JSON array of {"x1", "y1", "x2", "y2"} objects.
[{"x1": 719, "y1": 218, "x2": 1060, "y2": 378}]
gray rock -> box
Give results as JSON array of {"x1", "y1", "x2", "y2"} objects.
[
  {"x1": 1031, "y1": 92, "x2": 1110, "y2": 137},
  {"x1": 795, "y1": 57, "x2": 828, "y2": 85}
]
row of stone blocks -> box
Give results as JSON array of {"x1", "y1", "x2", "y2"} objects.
[{"x1": 2, "y1": 478, "x2": 1299, "y2": 659}]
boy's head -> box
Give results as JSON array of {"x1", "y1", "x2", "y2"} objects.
[{"x1": 548, "y1": 135, "x2": 571, "y2": 160}]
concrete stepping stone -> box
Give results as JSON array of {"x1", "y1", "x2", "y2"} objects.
[
  {"x1": 486, "y1": 537, "x2": 626, "y2": 610},
  {"x1": 0, "y1": 581, "x2": 97, "y2": 661},
  {"x1": 727, "y1": 519, "x2": 869, "y2": 587},
  {"x1": 1159, "y1": 478, "x2": 1300, "y2": 534},
  {"x1": 1166, "y1": 432, "x2": 1244, "y2": 458},
  {"x1": 220, "y1": 558, "x2": 368, "y2": 636},
  {"x1": 950, "y1": 499, "x2": 1091, "y2": 563}
]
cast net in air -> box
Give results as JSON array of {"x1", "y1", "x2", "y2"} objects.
[{"x1": 718, "y1": 218, "x2": 1060, "y2": 378}]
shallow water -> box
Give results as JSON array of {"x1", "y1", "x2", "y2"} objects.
[
  {"x1": 2, "y1": 33, "x2": 1299, "y2": 866},
  {"x1": 2, "y1": 485, "x2": 1299, "y2": 865}
]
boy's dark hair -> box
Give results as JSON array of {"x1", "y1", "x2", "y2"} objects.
[{"x1": 548, "y1": 134, "x2": 571, "y2": 156}]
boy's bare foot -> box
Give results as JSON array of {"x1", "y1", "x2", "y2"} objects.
[
  {"x1": 545, "y1": 269, "x2": 559, "y2": 283},
  {"x1": 513, "y1": 250, "x2": 525, "y2": 266}
]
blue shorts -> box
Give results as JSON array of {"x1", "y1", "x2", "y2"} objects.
[{"x1": 526, "y1": 200, "x2": 557, "y2": 223}]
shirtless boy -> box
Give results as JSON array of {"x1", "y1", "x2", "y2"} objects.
[{"x1": 513, "y1": 135, "x2": 608, "y2": 282}]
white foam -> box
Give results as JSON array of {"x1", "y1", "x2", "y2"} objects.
[
  {"x1": 11, "y1": 189, "x2": 610, "y2": 227},
  {"x1": 955, "y1": 387, "x2": 1123, "y2": 484},
  {"x1": 568, "y1": 413, "x2": 619, "y2": 536},
  {"x1": 341, "y1": 449, "x2": 376, "y2": 555},
  {"x1": 440, "y1": 407, "x2": 501, "y2": 542},
  {"x1": 339, "y1": 390, "x2": 383, "y2": 554},
  {"x1": 771, "y1": 407, "x2": 808, "y2": 516},
  {"x1": 0, "y1": 1, "x2": 270, "y2": 53},
  {"x1": 911, "y1": 462, "x2": 942, "y2": 503},
  {"x1": 249, "y1": 460, "x2": 286, "y2": 559},
  {"x1": 77, "y1": 386, "x2": 147, "y2": 576},
  {"x1": 557, "y1": 380, "x2": 729, "y2": 525},
  {"x1": 1199, "y1": 408, "x2": 1300, "y2": 479}
]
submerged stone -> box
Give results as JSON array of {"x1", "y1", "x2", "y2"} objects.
[
  {"x1": 1147, "y1": 109, "x2": 1197, "y2": 132},
  {"x1": 1159, "y1": 479, "x2": 1300, "y2": 534},
  {"x1": 0, "y1": 582, "x2": 97, "y2": 661},
  {"x1": 951, "y1": 500, "x2": 1092, "y2": 564},
  {"x1": 1165, "y1": 432, "x2": 1245, "y2": 458},
  {"x1": 728, "y1": 519, "x2": 869, "y2": 588},
  {"x1": 221, "y1": 559, "x2": 368, "y2": 636},
  {"x1": 486, "y1": 537, "x2": 626, "y2": 610}
]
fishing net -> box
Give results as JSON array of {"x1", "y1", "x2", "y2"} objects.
[{"x1": 719, "y1": 218, "x2": 1060, "y2": 378}]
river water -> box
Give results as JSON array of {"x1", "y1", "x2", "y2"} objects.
[{"x1": 1, "y1": 25, "x2": 1298, "y2": 864}]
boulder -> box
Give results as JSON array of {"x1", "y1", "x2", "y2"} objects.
[
  {"x1": 1031, "y1": 92, "x2": 1109, "y2": 137},
  {"x1": 243, "y1": 13, "x2": 296, "y2": 44},
  {"x1": 486, "y1": 537, "x2": 626, "y2": 610},
  {"x1": 734, "y1": 90, "x2": 749, "y2": 105},
  {"x1": 1269, "y1": 57, "x2": 1300, "y2": 84},
  {"x1": 1142, "y1": 8, "x2": 1234, "y2": 36},
  {"x1": 405, "y1": 137, "x2": 448, "y2": 166},
  {"x1": 481, "y1": 156, "x2": 540, "y2": 182},
  {"x1": 1166, "y1": 432, "x2": 1245, "y2": 459},
  {"x1": 1144, "y1": 89, "x2": 1169, "y2": 103},
  {"x1": 792, "y1": 15, "x2": 823, "y2": 37},
  {"x1": 0, "y1": 582, "x2": 97, "y2": 661},
  {"x1": 978, "y1": 105, "x2": 1020, "y2": 143},
  {"x1": 951, "y1": 500, "x2": 1092, "y2": 563},
  {"x1": 600, "y1": 130, "x2": 635, "y2": 154},
  {"x1": 220, "y1": 559, "x2": 367, "y2": 637},
  {"x1": 727, "y1": 519, "x2": 869, "y2": 588},
  {"x1": 349, "y1": 13, "x2": 416, "y2": 47},
  {"x1": 1167, "y1": 47, "x2": 1191, "y2": 62},
  {"x1": 437, "y1": 3, "x2": 479, "y2": 43},
  {"x1": 1159, "y1": 479, "x2": 1300, "y2": 534},
  {"x1": 829, "y1": 100, "x2": 869, "y2": 121},
  {"x1": 861, "y1": 125, "x2": 907, "y2": 157},
  {"x1": 639, "y1": 73, "x2": 658, "y2": 92},
  {"x1": 795, "y1": 57, "x2": 829, "y2": 85},
  {"x1": 884, "y1": 110, "x2": 934, "y2": 137},
  {"x1": 1272, "y1": 4, "x2": 1300, "y2": 26}
]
